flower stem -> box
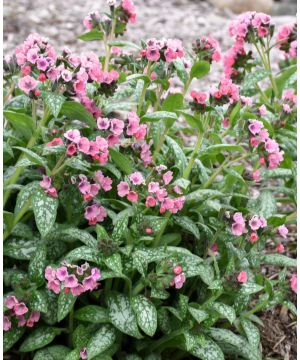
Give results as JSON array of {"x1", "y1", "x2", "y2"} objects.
[
  {"x1": 137, "y1": 62, "x2": 152, "y2": 115},
  {"x1": 182, "y1": 130, "x2": 203, "y2": 180}
]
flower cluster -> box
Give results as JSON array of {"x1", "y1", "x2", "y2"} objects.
[
  {"x1": 231, "y1": 212, "x2": 267, "y2": 241},
  {"x1": 40, "y1": 175, "x2": 58, "y2": 198},
  {"x1": 4, "y1": 296, "x2": 40, "y2": 331},
  {"x1": 45, "y1": 262, "x2": 101, "y2": 296},
  {"x1": 276, "y1": 23, "x2": 297, "y2": 59},
  {"x1": 170, "y1": 265, "x2": 186, "y2": 289},
  {"x1": 192, "y1": 36, "x2": 221, "y2": 63},
  {"x1": 248, "y1": 119, "x2": 284, "y2": 179},
  {"x1": 140, "y1": 38, "x2": 184, "y2": 63},
  {"x1": 281, "y1": 89, "x2": 297, "y2": 115},
  {"x1": 210, "y1": 77, "x2": 240, "y2": 105},
  {"x1": 189, "y1": 90, "x2": 208, "y2": 112}
]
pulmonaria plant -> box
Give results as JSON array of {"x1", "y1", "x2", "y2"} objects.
[{"x1": 3, "y1": 2, "x2": 297, "y2": 359}]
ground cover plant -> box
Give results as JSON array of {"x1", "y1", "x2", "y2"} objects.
[{"x1": 3, "y1": 1, "x2": 297, "y2": 359}]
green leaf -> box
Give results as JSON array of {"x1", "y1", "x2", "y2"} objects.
[
  {"x1": 186, "y1": 189, "x2": 223, "y2": 203},
  {"x1": 241, "y1": 70, "x2": 271, "y2": 96},
  {"x1": 108, "y1": 40, "x2": 141, "y2": 50},
  {"x1": 211, "y1": 302, "x2": 236, "y2": 324},
  {"x1": 4, "y1": 238, "x2": 37, "y2": 260},
  {"x1": 200, "y1": 144, "x2": 245, "y2": 158},
  {"x1": 229, "y1": 101, "x2": 241, "y2": 128},
  {"x1": 190, "y1": 338, "x2": 224, "y2": 360},
  {"x1": 60, "y1": 101, "x2": 95, "y2": 128},
  {"x1": 65, "y1": 246, "x2": 101, "y2": 263},
  {"x1": 65, "y1": 349, "x2": 80, "y2": 360},
  {"x1": 174, "y1": 216, "x2": 200, "y2": 239},
  {"x1": 42, "y1": 91, "x2": 65, "y2": 117},
  {"x1": 33, "y1": 345, "x2": 71, "y2": 360},
  {"x1": 32, "y1": 188, "x2": 58, "y2": 238},
  {"x1": 4, "y1": 110, "x2": 34, "y2": 140},
  {"x1": 14, "y1": 146, "x2": 48, "y2": 168},
  {"x1": 109, "y1": 147, "x2": 134, "y2": 175},
  {"x1": 78, "y1": 29, "x2": 104, "y2": 41},
  {"x1": 141, "y1": 111, "x2": 178, "y2": 124},
  {"x1": 179, "y1": 111, "x2": 203, "y2": 132},
  {"x1": 240, "y1": 283, "x2": 264, "y2": 295},
  {"x1": 166, "y1": 136, "x2": 187, "y2": 175},
  {"x1": 132, "y1": 295, "x2": 157, "y2": 337},
  {"x1": 20, "y1": 327, "x2": 62, "y2": 352},
  {"x1": 105, "y1": 253, "x2": 123, "y2": 274},
  {"x1": 57, "y1": 292, "x2": 77, "y2": 322},
  {"x1": 247, "y1": 191, "x2": 277, "y2": 219},
  {"x1": 260, "y1": 254, "x2": 297, "y2": 267},
  {"x1": 30, "y1": 289, "x2": 49, "y2": 313},
  {"x1": 28, "y1": 243, "x2": 47, "y2": 285},
  {"x1": 162, "y1": 93, "x2": 184, "y2": 112},
  {"x1": 111, "y1": 214, "x2": 129, "y2": 243},
  {"x1": 74, "y1": 305, "x2": 109, "y2": 323},
  {"x1": 4, "y1": 327, "x2": 25, "y2": 352},
  {"x1": 240, "y1": 318, "x2": 260, "y2": 349},
  {"x1": 60, "y1": 227, "x2": 98, "y2": 249},
  {"x1": 264, "y1": 64, "x2": 297, "y2": 98},
  {"x1": 96, "y1": 224, "x2": 110, "y2": 240},
  {"x1": 107, "y1": 293, "x2": 142, "y2": 338},
  {"x1": 173, "y1": 58, "x2": 189, "y2": 84},
  {"x1": 188, "y1": 305, "x2": 209, "y2": 324},
  {"x1": 86, "y1": 324, "x2": 116, "y2": 359},
  {"x1": 190, "y1": 60, "x2": 210, "y2": 79}
]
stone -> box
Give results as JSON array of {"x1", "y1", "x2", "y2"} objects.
[{"x1": 210, "y1": 0, "x2": 273, "y2": 14}]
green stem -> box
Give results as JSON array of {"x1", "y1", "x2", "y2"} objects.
[
  {"x1": 51, "y1": 154, "x2": 66, "y2": 176},
  {"x1": 3, "y1": 106, "x2": 50, "y2": 207},
  {"x1": 152, "y1": 127, "x2": 169, "y2": 163},
  {"x1": 132, "y1": 280, "x2": 145, "y2": 296},
  {"x1": 3, "y1": 200, "x2": 31, "y2": 241},
  {"x1": 202, "y1": 153, "x2": 251, "y2": 189},
  {"x1": 182, "y1": 130, "x2": 203, "y2": 180},
  {"x1": 137, "y1": 62, "x2": 152, "y2": 115}
]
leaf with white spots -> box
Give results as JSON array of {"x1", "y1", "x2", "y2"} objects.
[
  {"x1": 211, "y1": 302, "x2": 236, "y2": 324},
  {"x1": 107, "y1": 293, "x2": 142, "y2": 339},
  {"x1": 111, "y1": 214, "x2": 129, "y2": 244},
  {"x1": 86, "y1": 324, "x2": 116, "y2": 359},
  {"x1": 104, "y1": 253, "x2": 123, "y2": 274},
  {"x1": 33, "y1": 345, "x2": 71, "y2": 360},
  {"x1": 57, "y1": 291, "x2": 77, "y2": 322},
  {"x1": 32, "y1": 188, "x2": 58, "y2": 238},
  {"x1": 174, "y1": 216, "x2": 200, "y2": 240},
  {"x1": 14, "y1": 147, "x2": 48, "y2": 168},
  {"x1": 28, "y1": 243, "x2": 47, "y2": 285},
  {"x1": 74, "y1": 305, "x2": 109, "y2": 323},
  {"x1": 30, "y1": 289, "x2": 49, "y2": 313},
  {"x1": 4, "y1": 327, "x2": 25, "y2": 352},
  {"x1": 188, "y1": 305, "x2": 209, "y2": 324},
  {"x1": 42, "y1": 91, "x2": 66, "y2": 117},
  {"x1": 166, "y1": 136, "x2": 187, "y2": 175},
  {"x1": 65, "y1": 246, "x2": 102, "y2": 263},
  {"x1": 14, "y1": 181, "x2": 40, "y2": 216},
  {"x1": 240, "y1": 283, "x2": 264, "y2": 295},
  {"x1": 20, "y1": 327, "x2": 62, "y2": 352},
  {"x1": 190, "y1": 338, "x2": 224, "y2": 360},
  {"x1": 4, "y1": 238, "x2": 38, "y2": 260},
  {"x1": 60, "y1": 227, "x2": 98, "y2": 249},
  {"x1": 65, "y1": 349, "x2": 80, "y2": 360},
  {"x1": 240, "y1": 318, "x2": 260, "y2": 349},
  {"x1": 132, "y1": 295, "x2": 157, "y2": 337}
]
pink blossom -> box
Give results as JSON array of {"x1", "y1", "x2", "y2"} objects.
[
  {"x1": 241, "y1": 96, "x2": 252, "y2": 106},
  {"x1": 111, "y1": 46, "x2": 121, "y2": 56},
  {"x1": 258, "y1": 129, "x2": 269, "y2": 142},
  {"x1": 80, "y1": 348, "x2": 88, "y2": 360},
  {"x1": 82, "y1": 276, "x2": 97, "y2": 291},
  {"x1": 278, "y1": 225, "x2": 289, "y2": 239},
  {"x1": 190, "y1": 90, "x2": 207, "y2": 104},
  {"x1": 156, "y1": 188, "x2": 168, "y2": 202},
  {"x1": 117, "y1": 182, "x2": 130, "y2": 197},
  {"x1": 248, "y1": 120, "x2": 264, "y2": 135},
  {"x1": 40, "y1": 175, "x2": 52, "y2": 190},
  {"x1": 56, "y1": 267, "x2": 68, "y2": 281},
  {"x1": 258, "y1": 27, "x2": 269, "y2": 37},
  {"x1": 148, "y1": 182, "x2": 160, "y2": 193},
  {"x1": 237, "y1": 271, "x2": 247, "y2": 283},
  {"x1": 129, "y1": 172, "x2": 144, "y2": 185},
  {"x1": 259, "y1": 105, "x2": 267, "y2": 116},
  {"x1": 260, "y1": 216, "x2": 267, "y2": 228},
  {"x1": 5, "y1": 295, "x2": 19, "y2": 310},
  {"x1": 276, "y1": 243, "x2": 285, "y2": 253},
  {"x1": 46, "y1": 187, "x2": 58, "y2": 198},
  {"x1": 78, "y1": 137, "x2": 90, "y2": 154},
  {"x1": 36, "y1": 57, "x2": 48, "y2": 71},
  {"x1": 283, "y1": 104, "x2": 292, "y2": 113},
  {"x1": 14, "y1": 303, "x2": 29, "y2": 316},
  {"x1": 250, "y1": 232, "x2": 258, "y2": 243},
  {"x1": 146, "y1": 47, "x2": 160, "y2": 62},
  {"x1": 64, "y1": 274, "x2": 78, "y2": 288},
  {"x1": 233, "y1": 212, "x2": 245, "y2": 224},
  {"x1": 18, "y1": 75, "x2": 38, "y2": 94},
  {"x1": 173, "y1": 185, "x2": 183, "y2": 194},
  {"x1": 265, "y1": 139, "x2": 279, "y2": 154},
  {"x1": 250, "y1": 137, "x2": 259, "y2": 148},
  {"x1": 290, "y1": 274, "x2": 297, "y2": 294},
  {"x1": 91, "y1": 268, "x2": 101, "y2": 281},
  {"x1": 95, "y1": 171, "x2": 112, "y2": 192},
  {"x1": 253, "y1": 169, "x2": 261, "y2": 182},
  {"x1": 231, "y1": 222, "x2": 246, "y2": 236},
  {"x1": 145, "y1": 196, "x2": 156, "y2": 207},
  {"x1": 249, "y1": 215, "x2": 261, "y2": 231},
  {"x1": 45, "y1": 266, "x2": 56, "y2": 281},
  {"x1": 71, "y1": 284, "x2": 85, "y2": 296},
  {"x1": 268, "y1": 151, "x2": 284, "y2": 169},
  {"x1": 97, "y1": 117, "x2": 110, "y2": 130},
  {"x1": 64, "y1": 129, "x2": 81, "y2": 143},
  {"x1": 127, "y1": 191, "x2": 139, "y2": 203},
  {"x1": 67, "y1": 143, "x2": 77, "y2": 156},
  {"x1": 162, "y1": 171, "x2": 173, "y2": 185},
  {"x1": 107, "y1": 134, "x2": 120, "y2": 147},
  {"x1": 173, "y1": 273, "x2": 186, "y2": 289},
  {"x1": 3, "y1": 315, "x2": 12, "y2": 331},
  {"x1": 84, "y1": 204, "x2": 107, "y2": 225},
  {"x1": 29, "y1": 311, "x2": 40, "y2": 323},
  {"x1": 26, "y1": 48, "x2": 39, "y2": 64},
  {"x1": 173, "y1": 265, "x2": 183, "y2": 275}
]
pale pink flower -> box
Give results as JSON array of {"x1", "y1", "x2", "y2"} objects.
[
  {"x1": 145, "y1": 196, "x2": 156, "y2": 207},
  {"x1": 48, "y1": 279, "x2": 61, "y2": 294},
  {"x1": 248, "y1": 120, "x2": 264, "y2": 135},
  {"x1": 45, "y1": 266, "x2": 56, "y2": 281},
  {"x1": 18, "y1": 315, "x2": 27, "y2": 327},
  {"x1": 117, "y1": 182, "x2": 130, "y2": 197},
  {"x1": 265, "y1": 139, "x2": 279, "y2": 154},
  {"x1": 260, "y1": 217, "x2": 267, "y2": 228},
  {"x1": 283, "y1": 104, "x2": 292, "y2": 113},
  {"x1": 237, "y1": 271, "x2": 247, "y2": 283},
  {"x1": 259, "y1": 104, "x2": 267, "y2": 116},
  {"x1": 129, "y1": 172, "x2": 144, "y2": 185},
  {"x1": 231, "y1": 222, "x2": 246, "y2": 236},
  {"x1": 56, "y1": 267, "x2": 68, "y2": 281},
  {"x1": 290, "y1": 274, "x2": 297, "y2": 294},
  {"x1": 5, "y1": 295, "x2": 19, "y2": 309},
  {"x1": 3, "y1": 316, "x2": 12, "y2": 331},
  {"x1": 64, "y1": 129, "x2": 81, "y2": 143},
  {"x1": 249, "y1": 215, "x2": 261, "y2": 231},
  {"x1": 233, "y1": 212, "x2": 245, "y2": 224},
  {"x1": 14, "y1": 303, "x2": 29, "y2": 316},
  {"x1": 18, "y1": 75, "x2": 38, "y2": 94},
  {"x1": 148, "y1": 182, "x2": 160, "y2": 193},
  {"x1": 91, "y1": 268, "x2": 101, "y2": 281},
  {"x1": 162, "y1": 171, "x2": 173, "y2": 185},
  {"x1": 253, "y1": 169, "x2": 261, "y2": 182},
  {"x1": 278, "y1": 225, "x2": 289, "y2": 239},
  {"x1": 64, "y1": 274, "x2": 78, "y2": 288},
  {"x1": 71, "y1": 284, "x2": 85, "y2": 296},
  {"x1": 84, "y1": 204, "x2": 107, "y2": 225},
  {"x1": 97, "y1": 117, "x2": 110, "y2": 130},
  {"x1": 174, "y1": 273, "x2": 186, "y2": 289},
  {"x1": 80, "y1": 348, "x2": 88, "y2": 359},
  {"x1": 127, "y1": 191, "x2": 138, "y2": 203},
  {"x1": 78, "y1": 137, "x2": 90, "y2": 154},
  {"x1": 40, "y1": 175, "x2": 52, "y2": 190},
  {"x1": 82, "y1": 276, "x2": 97, "y2": 291}
]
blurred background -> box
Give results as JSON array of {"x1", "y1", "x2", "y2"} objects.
[{"x1": 3, "y1": 0, "x2": 296, "y2": 57}]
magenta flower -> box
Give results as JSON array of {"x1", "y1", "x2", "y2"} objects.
[
  {"x1": 97, "y1": 117, "x2": 110, "y2": 130},
  {"x1": 95, "y1": 171, "x2": 112, "y2": 192},
  {"x1": 146, "y1": 47, "x2": 160, "y2": 62},
  {"x1": 40, "y1": 175, "x2": 52, "y2": 190},
  {"x1": 232, "y1": 212, "x2": 245, "y2": 224},
  {"x1": 231, "y1": 222, "x2": 246, "y2": 236},
  {"x1": 84, "y1": 204, "x2": 107, "y2": 225},
  {"x1": 78, "y1": 137, "x2": 90, "y2": 154},
  {"x1": 248, "y1": 120, "x2": 264, "y2": 135},
  {"x1": 67, "y1": 144, "x2": 77, "y2": 156},
  {"x1": 174, "y1": 273, "x2": 186, "y2": 289},
  {"x1": 117, "y1": 181, "x2": 130, "y2": 197},
  {"x1": 64, "y1": 129, "x2": 81, "y2": 143},
  {"x1": 36, "y1": 57, "x2": 48, "y2": 71},
  {"x1": 48, "y1": 279, "x2": 61, "y2": 294},
  {"x1": 91, "y1": 268, "x2": 101, "y2": 281},
  {"x1": 129, "y1": 172, "x2": 144, "y2": 185},
  {"x1": 56, "y1": 267, "x2": 68, "y2": 281},
  {"x1": 18, "y1": 75, "x2": 38, "y2": 94},
  {"x1": 237, "y1": 271, "x2": 247, "y2": 284},
  {"x1": 249, "y1": 215, "x2": 261, "y2": 231},
  {"x1": 71, "y1": 284, "x2": 85, "y2": 296},
  {"x1": 110, "y1": 119, "x2": 124, "y2": 136},
  {"x1": 45, "y1": 266, "x2": 56, "y2": 281},
  {"x1": 64, "y1": 274, "x2": 79, "y2": 288},
  {"x1": 82, "y1": 276, "x2": 97, "y2": 291},
  {"x1": 80, "y1": 348, "x2": 88, "y2": 359}
]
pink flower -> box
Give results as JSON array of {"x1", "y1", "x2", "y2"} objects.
[
  {"x1": 84, "y1": 204, "x2": 107, "y2": 225},
  {"x1": 45, "y1": 266, "x2": 56, "y2": 281},
  {"x1": 78, "y1": 137, "x2": 90, "y2": 154},
  {"x1": 156, "y1": 188, "x2": 168, "y2": 202},
  {"x1": 18, "y1": 75, "x2": 38, "y2": 94},
  {"x1": 129, "y1": 172, "x2": 144, "y2": 185},
  {"x1": 276, "y1": 243, "x2": 285, "y2": 253},
  {"x1": 249, "y1": 215, "x2": 261, "y2": 231},
  {"x1": 231, "y1": 222, "x2": 246, "y2": 236},
  {"x1": 250, "y1": 232, "x2": 258, "y2": 243},
  {"x1": 64, "y1": 129, "x2": 81, "y2": 143},
  {"x1": 80, "y1": 348, "x2": 88, "y2": 359},
  {"x1": 278, "y1": 225, "x2": 289, "y2": 239},
  {"x1": 46, "y1": 187, "x2": 58, "y2": 198},
  {"x1": 290, "y1": 274, "x2": 297, "y2": 294},
  {"x1": 56, "y1": 267, "x2": 68, "y2": 281},
  {"x1": 111, "y1": 46, "x2": 121, "y2": 56},
  {"x1": 233, "y1": 212, "x2": 245, "y2": 224},
  {"x1": 110, "y1": 119, "x2": 124, "y2": 136},
  {"x1": 117, "y1": 182, "x2": 130, "y2": 197},
  {"x1": 40, "y1": 175, "x2": 52, "y2": 190},
  {"x1": 248, "y1": 120, "x2": 264, "y2": 135},
  {"x1": 250, "y1": 137, "x2": 259, "y2": 148},
  {"x1": 71, "y1": 284, "x2": 85, "y2": 296},
  {"x1": 18, "y1": 315, "x2": 27, "y2": 327},
  {"x1": 259, "y1": 105, "x2": 267, "y2": 116},
  {"x1": 14, "y1": 303, "x2": 29, "y2": 316},
  {"x1": 162, "y1": 171, "x2": 173, "y2": 185},
  {"x1": 97, "y1": 117, "x2": 110, "y2": 130},
  {"x1": 190, "y1": 90, "x2": 207, "y2": 104},
  {"x1": 174, "y1": 273, "x2": 186, "y2": 289},
  {"x1": 283, "y1": 104, "x2": 292, "y2": 113},
  {"x1": 127, "y1": 191, "x2": 139, "y2": 203},
  {"x1": 148, "y1": 182, "x2": 160, "y2": 193},
  {"x1": 258, "y1": 27, "x2": 269, "y2": 37},
  {"x1": 145, "y1": 196, "x2": 156, "y2": 207},
  {"x1": 173, "y1": 265, "x2": 183, "y2": 275},
  {"x1": 173, "y1": 185, "x2": 183, "y2": 194},
  {"x1": 64, "y1": 274, "x2": 78, "y2": 288},
  {"x1": 265, "y1": 139, "x2": 279, "y2": 154},
  {"x1": 5, "y1": 295, "x2": 19, "y2": 309},
  {"x1": 260, "y1": 216, "x2": 267, "y2": 228},
  {"x1": 47, "y1": 137, "x2": 64, "y2": 147},
  {"x1": 67, "y1": 144, "x2": 77, "y2": 156},
  {"x1": 48, "y1": 279, "x2": 61, "y2": 294},
  {"x1": 82, "y1": 276, "x2": 97, "y2": 291},
  {"x1": 237, "y1": 271, "x2": 247, "y2": 283},
  {"x1": 29, "y1": 311, "x2": 40, "y2": 323},
  {"x1": 26, "y1": 48, "x2": 39, "y2": 64},
  {"x1": 253, "y1": 169, "x2": 261, "y2": 182},
  {"x1": 37, "y1": 57, "x2": 48, "y2": 71},
  {"x1": 95, "y1": 171, "x2": 112, "y2": 192},
  {"x1": 91, "y1": 268, "x2": 101, "y2": 281},
  {"x1": 258, "y1": 129, "x2": 269, "y2": 142},
  {"x1": 3, "y1": 315, "x2": 12, "y2": 331},
  {"x1": 146, "y1": 47, "x2": 160, "y2": 62}
]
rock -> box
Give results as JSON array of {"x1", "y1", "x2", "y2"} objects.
[{"x1": 210, "y1": 0, "x2": 273, "y2": 14}]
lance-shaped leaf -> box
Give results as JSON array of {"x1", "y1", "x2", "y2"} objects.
[
  {"x1": 109, "y1": 148, "x2": 134, "y2": 175},
  {"x1": 57, "y1": 292, "x2": 77, "y2": 322},
  {"x1": 20, "y1": 327, "x2": 62, "y2": 352},
  {"x1": 33, "y1": 345, "x2": 71, "y2": 360},
  {"x1": 132, "y1": 295, "x2": 158, "y2": 337},
  {"x1": 74, "y1": 305, "x2": 109, "y2": 323},
  {"x1": 28, "y1": 243, "x2": 47, "y2": 285},
  {"x1": 86, "y1": 324, "x2": 116, "y2": 359},
  {"x1": 4, "y1": 327, "x2": 25, "y2": 352},
  {"x1": 42, "y1": 91, "x2": 65, "y2": 117}
]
